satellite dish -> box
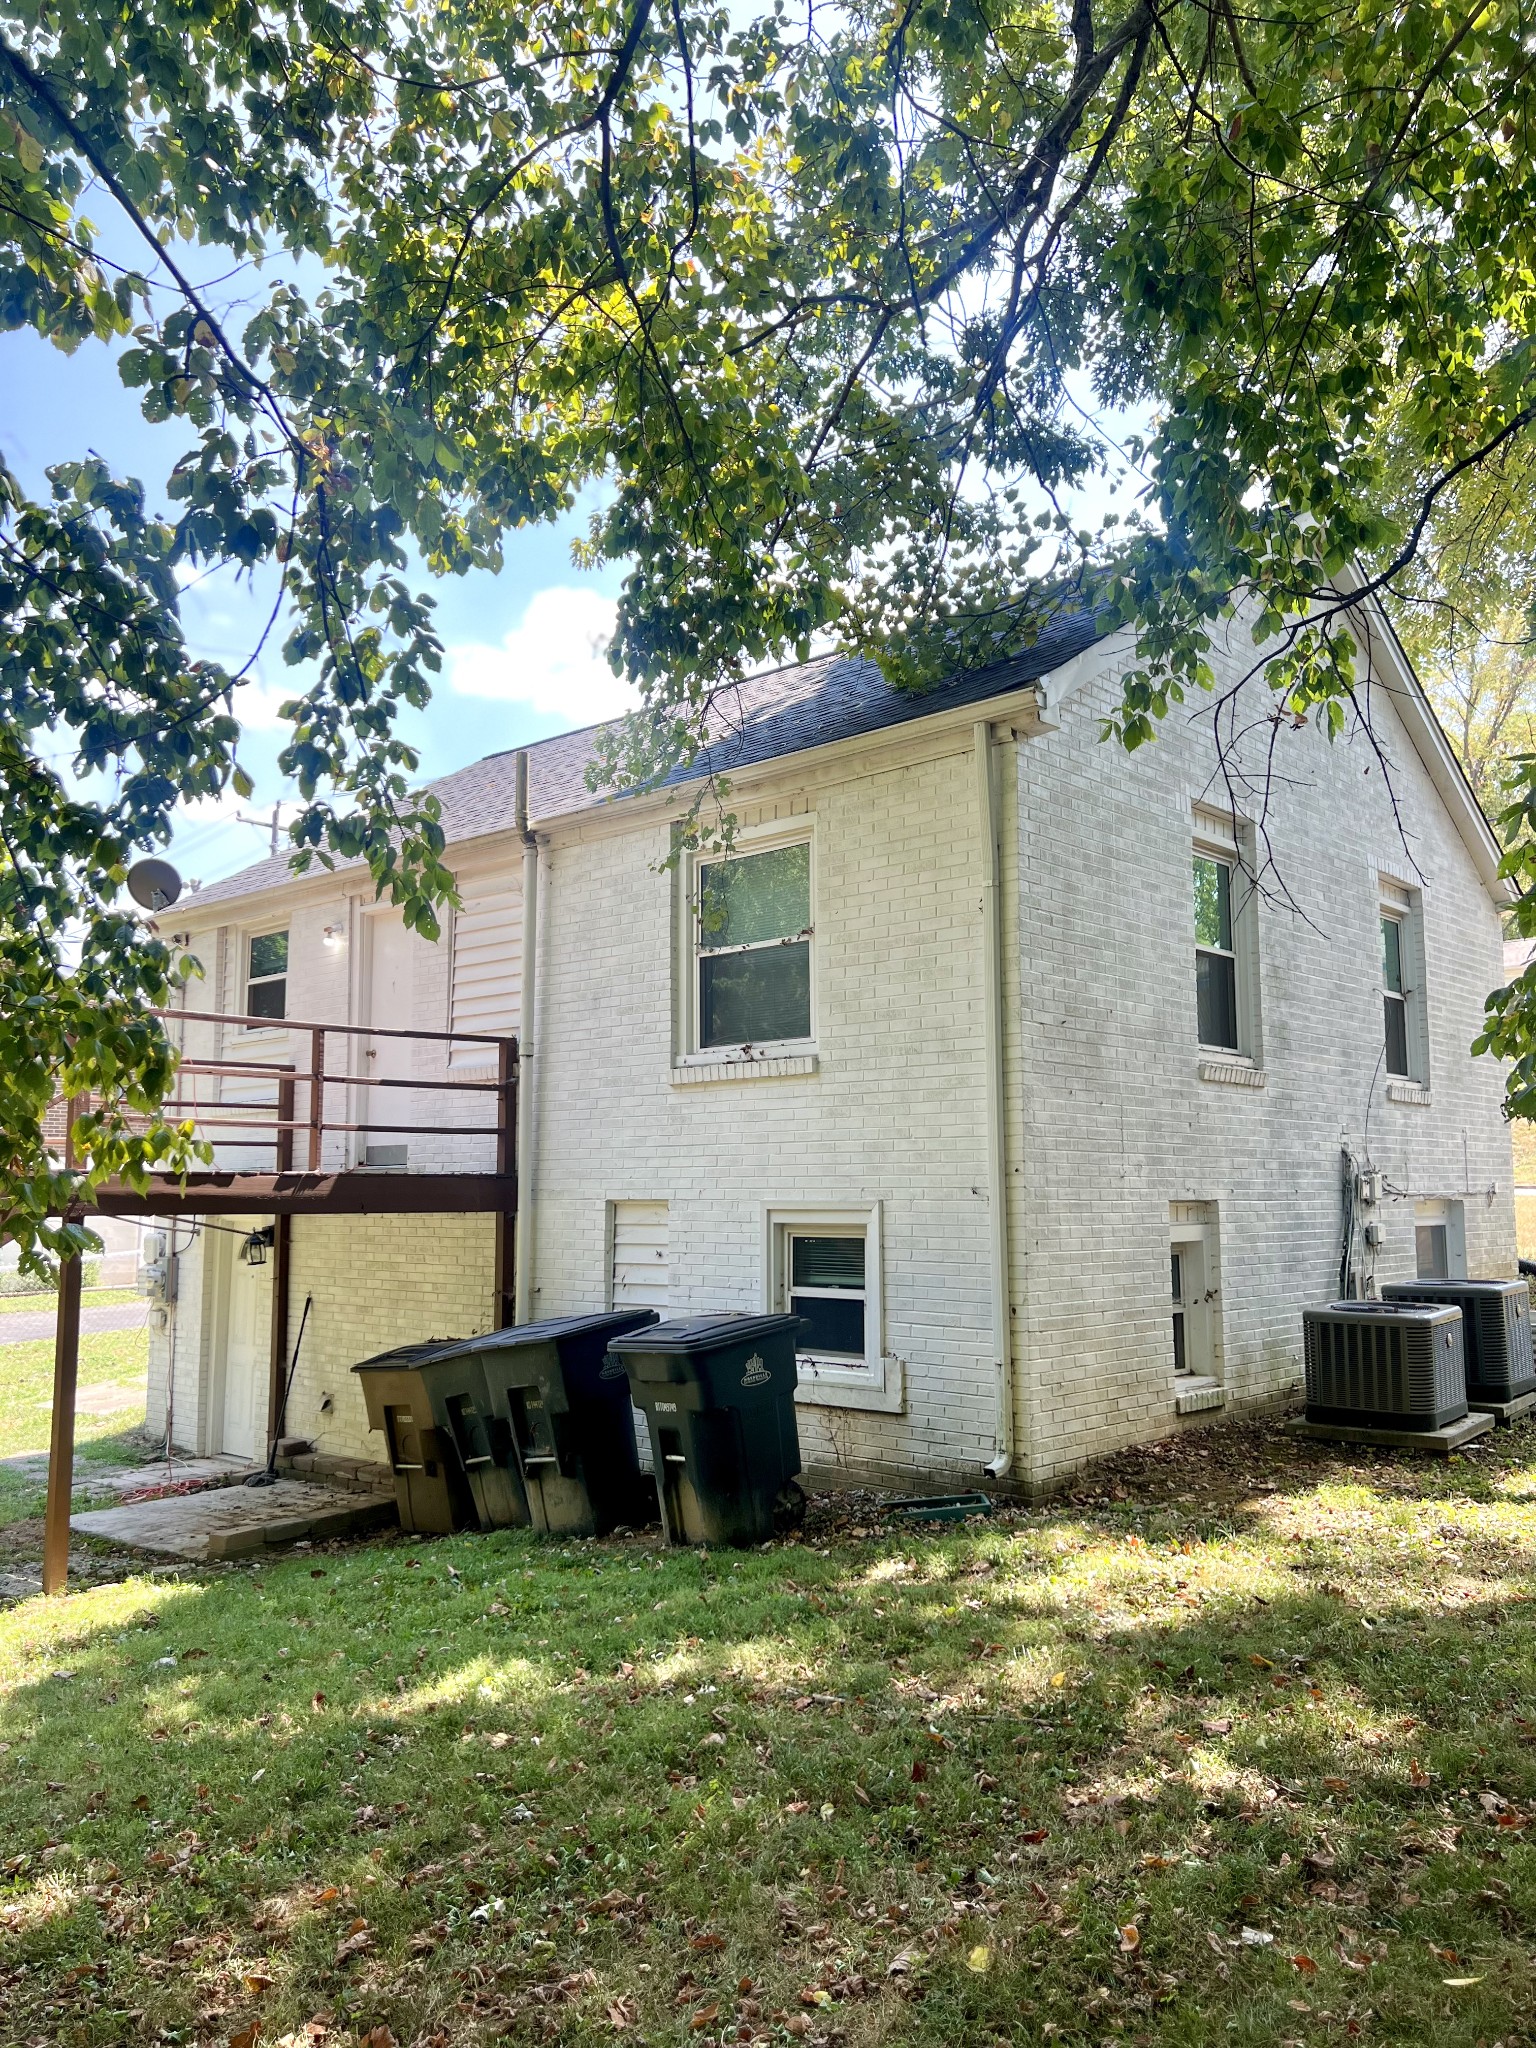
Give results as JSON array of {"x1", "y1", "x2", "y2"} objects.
[{"x1": 126, "y1": 858, "x2": 183, "y2": 912}]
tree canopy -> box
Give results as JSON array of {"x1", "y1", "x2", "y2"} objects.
[{"x1": 7, "y1": 0, "x2": 1536, "y2": 1261}]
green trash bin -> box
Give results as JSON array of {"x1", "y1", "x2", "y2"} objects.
[
  {"x1": 351, "y1": 1338, "x2": 529, "y2": 1535},
  {"x1": 474, "y1": 1310, "x2": 661, "y2": 1536},
  {"x1": 607, "y1": 1313, "x2": 805, "y2": 1547}
]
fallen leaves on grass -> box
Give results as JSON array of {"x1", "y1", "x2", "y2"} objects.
[{"x1": 334, "y1": 1920, "x2": 372, "y2": 1965}]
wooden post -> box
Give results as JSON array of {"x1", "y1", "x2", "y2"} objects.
[
  {"x1": 308, "y1": 1028, "x2": 325, "y2": 1170},
  {"x1": 42, "y1": 1252, "x2": 83, "y2": 1596},
  {"x1": 265, "y1": 1214, "x2": 292, "y2": 1453},
  {"x1": 492, "y1": 1038, "x2": 518, "y2": 1329}
]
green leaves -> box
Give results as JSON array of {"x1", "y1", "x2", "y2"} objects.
[{"x1": 7, "y1": 0, "x2": 1536, "y2": 1221}]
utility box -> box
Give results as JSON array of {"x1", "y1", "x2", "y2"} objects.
[
  {"x1": 473, "y1": 1311, "x2": 661, "y2": 1536},
  {"x1": 607, "y1": 1313, "x2": 805, "y2": 1547},
  {"x1": 352, "y1": 1339, "x2": 525, "y2": 1535}
]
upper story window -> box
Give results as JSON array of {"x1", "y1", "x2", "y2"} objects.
[
  {"x1": 1191, "y1": 806, "x2": 1261, "y2": 1065},
  {"x1": 1378, "y1": 877, "x2": 1427, "y2": 1084},
  {"x1": 1193, "y1": 854, "x2": 1238, "y2": 1051},
  {"x1": 696, "y1": 840, "x2": 812, "y2": 1049},
  {"x1": 246, "y1": 929, "x2": 288, "y2": 1021},
  {"x1": 1382, "y1": 914, "x2": 1409, "y2": 1076}
]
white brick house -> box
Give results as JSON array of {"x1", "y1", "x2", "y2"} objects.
[{"x1": 141, "y1": 600, "x2": 1517, "y2": 1496}]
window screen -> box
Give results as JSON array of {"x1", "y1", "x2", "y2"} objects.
[
  {"x1": 788, "y1": 1231, "x2": 866, "y2": 1359},
  {"x1": 698, "y1": 843, "x2": 811, "y2": 1047},
  {"x1": 246, "y1": 930, "x2": 288, "y2": 1021},
  {"x1": 1193, "y1": 856, "x2": 1238, "y2": 1050}
]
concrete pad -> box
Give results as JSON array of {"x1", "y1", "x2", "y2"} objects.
[
  {"x1": 1467, "y1": 1389, "x2": 1536, "y2": 1426},
  {"x1": 71, "y1": 1477, "x2": 396, "y2": 1561},
  {"x1": 1281, "y1": 1411, "x2": 1495, "y2": 1456},
  {"x1": 72, "y1": 1381, "x2": 145, "y2": 1417},
  {"x1": 0, "y1": 1447, "x2": 251, "y2": 1504}
]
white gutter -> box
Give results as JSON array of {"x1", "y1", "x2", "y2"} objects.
[
  {"x1": 513, "y1": 751, "x2": 540, "y2": 1323},
  {"x1": 975, "y1": 718, "x2": 1015, "y2": 1480}
]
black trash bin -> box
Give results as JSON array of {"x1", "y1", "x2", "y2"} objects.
[
  {"x1": 607, "y1": 1313, "x2": 805, "y2": 1547},
  {"x1": 473, "y1": 1311, "x2": 662, "y2": 1536},
  {"x1": 352, "y1": 1338, "x2": 529, "y2": 1534}
]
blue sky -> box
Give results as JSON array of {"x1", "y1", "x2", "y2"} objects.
[{"x1": 3, "y1": 321, "x2": 634, "y2": 888}]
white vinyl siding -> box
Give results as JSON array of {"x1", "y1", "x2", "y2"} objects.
[
  {"x1": 449, "y1": 872, "x2": 522, "y2": 1058},
  {"x1": 609, "y1": 1200, "x2": 670, "y2": 1310}
]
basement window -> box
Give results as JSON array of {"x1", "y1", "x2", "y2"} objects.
[
  {"x1": 787, "y1": 1230, "x2": 867, "y2": 1360},
  {"x1": 696, "y1": 840, "x2": 812, "y2": 1050},
  {"x1": 246, "y1": 929, "x2": 288, "y2": 1022}
]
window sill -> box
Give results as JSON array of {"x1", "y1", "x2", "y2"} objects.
[
  {"x1": 1385, "y1": 1080, "x2": 1431, "y2": 1107},
  {"x1": 672, "y1": 1051, "x2": 819, "y2": 1086},
  {"x1": 1198, "y1": 1057, "x2": 1266, "y2": 1089},
  {"x1": 794, "y1": 1355, "x2": 905, "y2": 1414},
  {"x1": 1174, "y1": 1376, "x2": 1226, "y2": 1415}
]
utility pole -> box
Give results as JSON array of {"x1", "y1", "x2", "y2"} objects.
[{"x1": 234, "y1": 803, "x2": 286, "y2": 856}]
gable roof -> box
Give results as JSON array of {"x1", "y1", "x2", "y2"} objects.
[{"x1": 185, "y1": 611, "x2": 1103, "y2": 910}]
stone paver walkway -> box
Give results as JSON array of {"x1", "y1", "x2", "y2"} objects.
[{"x1": 72, "y1": 1476, "x2": 397, "y2": 1560}]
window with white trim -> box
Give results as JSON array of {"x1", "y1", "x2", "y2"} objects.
[
  {"x1": 1191, "y1": 809, "x2": 1261, "y2": 1062},
  {"x1": 245, "y1": 929, "x2": 288, "y2": 1022},
  {"x1": 1382, "y1": 913, "x2": 1409, "y2": 1076},
  {"x1": 695, "y1": 839, "x2": 812, "y2": 1050},
  {"x1": 1193, "y1": 855, "x2": 1238, "y2": 1051},
  {"x1": 1378, "y1": 878, "x2": 1427, "y2": 1083},
  {"x1": 764, "y1": 1204, "x2": 889, "y2": 1404},
  {"x1": 787, "y1": 1229, "x2": 867, "y2": 1359}
]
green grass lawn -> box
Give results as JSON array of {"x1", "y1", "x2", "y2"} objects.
[
  {"x1": 4, "y1": 1424, "x2": 1536, "y2": 2046},
  {"x1": 0, "y1": 1318, "x2": 151, "y2": 1536}
]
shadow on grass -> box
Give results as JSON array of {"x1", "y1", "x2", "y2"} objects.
[{"x1": 4, "y1": 1498, "x2": 1536, "y2": 2046}]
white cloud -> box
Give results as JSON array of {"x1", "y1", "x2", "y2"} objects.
[{"x1": 445, "y1": 586, "x2": 633, "y2": 723}]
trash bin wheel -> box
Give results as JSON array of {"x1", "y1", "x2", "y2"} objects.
[{"x1": 772, "y1": 1479, "x2": 807, "y2": 1534}]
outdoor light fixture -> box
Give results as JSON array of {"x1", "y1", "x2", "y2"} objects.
[
  {"x1": 322, "y1": 922, "x2": 346, "y2": 950},
  {"x1": 242, "y1": 1227, "x2": 276, "y2": 1266}
]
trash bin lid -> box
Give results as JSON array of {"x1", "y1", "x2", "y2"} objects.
[
  {"x1": 351, "y1": 1337, "x2": 473, "y2": 1373},
  {"x1": 605, "y1": 1312, "x2": 802, "y2": 1356},
  {"x1": 465, "y1": 1311, "x2": 660, "y2": 1351}
]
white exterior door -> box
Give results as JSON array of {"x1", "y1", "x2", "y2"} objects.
[
  {"x1": 364, "y1": 913, "x2": 415, "y2": 1164},
  {"x1": 218, "y1": 1235, "x2": 264, "y2": 1460}
]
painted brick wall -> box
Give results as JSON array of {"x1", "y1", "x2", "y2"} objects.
[
  {"x1": 1006, "y1": 623, "x2": 1516, "y2": 1492},
  {"x1": 530, "y1": 745, "x2": 1016, "y2": 1489},
  {"x1": 147, "y1": 1213, "x2": 499, "y2": 1461}
]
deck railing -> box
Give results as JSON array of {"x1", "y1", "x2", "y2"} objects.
[{"x1": 58, "y1": 1008, "x2": 518, "y2": 1178}]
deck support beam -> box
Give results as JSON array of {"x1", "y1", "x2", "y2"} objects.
[{"x1": 42, "y1": 1253, "x2": 83, "y2": 1596}]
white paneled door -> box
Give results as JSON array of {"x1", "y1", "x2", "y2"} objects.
[{"x1": 217, "y1": 1231, "x2": 263, "y2": 1461}]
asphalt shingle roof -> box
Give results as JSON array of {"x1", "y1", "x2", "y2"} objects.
[{"x1": 187, "y1": 611, "x2": 1102, "y2": 909}]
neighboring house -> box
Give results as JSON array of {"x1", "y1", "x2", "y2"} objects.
[{"x1": 140, "y1": 599, "x2": 1517, "y2": 1496}]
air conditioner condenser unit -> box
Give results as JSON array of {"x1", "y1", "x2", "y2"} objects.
[
  {"x1": 1381, "y1": 1278, "x2": 1535, "y2": 1403},
  {"x1": 1302, "y1": 1301, "x2": 1466, "y2": 1430}
]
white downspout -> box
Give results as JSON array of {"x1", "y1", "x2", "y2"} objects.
[
  {"x1": 976, "y1": 718, "x2": 1015, "y2": 1481},
  {"x1": 513, "y1": 751, "x2": 540, "y2": 1323}
]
